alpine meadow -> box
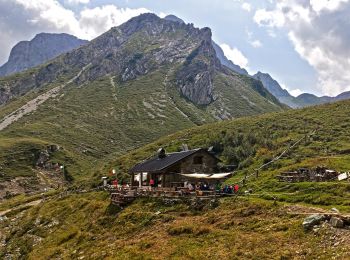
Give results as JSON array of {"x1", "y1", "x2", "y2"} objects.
[{"x1": 1, "y1": 2, "x2": 350, "y2": 260}]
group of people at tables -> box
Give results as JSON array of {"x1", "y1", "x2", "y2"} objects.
[
  {"x1": 110, "y1": 179, "x2": 239, "y2": 194},
  {"x1": 183, "y1": 181, "x2": 239, "y2": 194}
]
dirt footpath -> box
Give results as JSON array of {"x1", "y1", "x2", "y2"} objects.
[
  {"x1": 0, "y1": 199, "x2": 42, "y2": 217},
  {"x1": 0, "y1": 64, "x2": 91, "y2": 131}
]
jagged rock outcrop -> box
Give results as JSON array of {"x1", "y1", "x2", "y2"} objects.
[
  {"x1": 175, "y1": 28, "x2": 221, "y2": 105},
  {"x1": 0, "y1": 33, "x2": 88, "y2": 77}
]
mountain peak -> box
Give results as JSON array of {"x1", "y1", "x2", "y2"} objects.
[
  {"x1": 122, "y1": 12, "x2": 161, "y2": 27},
  {"x1": 255, "y1": 71, "x2": 271, "y2": 78},
  {"x1": 164, "y1": 15, "x2": 185, "y2": 24},
  {"x1": 32, "y1": 32, "x2": 81, "y2": 41},
  {"x1": 252, "y1": 71, "x2": 298, "y2": 107},
  {"x1": 0, "y1": 33, "x2": 87, "y2": 77}
]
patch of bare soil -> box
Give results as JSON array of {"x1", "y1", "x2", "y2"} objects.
[{"x1": 283, "y1": 204, "x2": 329, "y2": 214}]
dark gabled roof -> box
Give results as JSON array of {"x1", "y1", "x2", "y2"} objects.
[{"x1": 129, "y1": 148, "x2": 218, "y2": 174}]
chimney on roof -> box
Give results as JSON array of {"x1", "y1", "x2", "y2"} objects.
[
  {"x1": 157, "y1": 148, "x2": 166, "y2": 159},
  {"x1": 181, "y1": 144, "x2": 189, "y2": 151}
]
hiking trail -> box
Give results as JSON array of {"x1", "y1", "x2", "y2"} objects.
[{"x1": 0, "y1": 64, "x2": 91, "y2": 131}]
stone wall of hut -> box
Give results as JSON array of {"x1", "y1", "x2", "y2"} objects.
[{"x1": 180, "y1": 150, "x2": 218, "y2": 174}]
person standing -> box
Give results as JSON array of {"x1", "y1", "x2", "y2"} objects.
[{"x1": 234, "y1": 184, "x2": 239, "y2": 193}]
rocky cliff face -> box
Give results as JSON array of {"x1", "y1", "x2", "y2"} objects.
[
  {"x1": 73, "y1": 14, "x2": 225, "y2": 106},
  {"x1": 175, "y1": 28, "x2": 221, "y2": 105},
  {"x1": 0, "y1": 13, "x2": 285, "y2": 112},
  {"x1": 0, "y1": 33, "x2": 88, "y2": 77}
]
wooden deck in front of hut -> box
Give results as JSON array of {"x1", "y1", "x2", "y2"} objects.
[{"x1": 110, "y1": 186, "x2": 221, "y2": 206}]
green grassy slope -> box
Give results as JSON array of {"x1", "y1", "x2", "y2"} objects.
[
  {"x1": 0, "y1": 70, "x2": 196, "y2": 183},
  {"x1": 0, "y1": 67, "x2": 284, "y2": 186},
  {"x1": 0, "y1": 14, "x2": 285, "y2": 192},
  {"x1": 1, "y1": 192, "x2": 349, "y2": 259},
  {"x1": 1, "y1": 99, "x2": 350, "y2": 259},
  {"x1": 208, "y1": 72, "x2": 284, "y2": 119},
  {"x1": 111, "y1": 100, "x2": 350, "y2": 208}
]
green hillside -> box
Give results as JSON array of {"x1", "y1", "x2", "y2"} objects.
[
  {"x1": 111, "y1": 100, "x2": 350, "y2": 208},
  {"x1": 1, "y1": 100, "x2": 350, "y2": 259},
  {"x1": 0, "y1": 14, "x2": 285, "y2": 198}
]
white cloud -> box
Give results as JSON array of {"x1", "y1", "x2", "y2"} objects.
[
  {"x1": 289, "y1": 88, "x2": 303, "y2": 97},
  {"x1": 158, "y1": 12, "x2": 167, "y2": 18},
  {"x1": 220, "y1": 43, "x2": 249, "y2": 69},
  {"x1": 246, "y1": 28, "x2": 262, "y2": 48},
  {"x1": 267, "y1": 29, "x2": 277, "y2": 38},
  {"x1": 0, "y1": 0, "x2": 150, "y2": 64},
  {"x1": 66, "y1": 0, "x2": 90, "y2": 5},
  {"x1": 254, "y1": 8, "x2": 285, "y2": 27},
  {"x1": 310, "y1": 0, "x2": 349, "y2": 13},
  {"x1": 253, "y1": 0, "x2": 350, "y2": 96},
  {"x1": 250, "y1": 40, "x2": 262, "y2": 48},
  {"x1": 12, "y1": 0, "x2": 150, "y2": 40},
  {"x1": 281, "y1": 83, "x2": 303, "y2": 97},
  {"x1": 78, "y1": 5, "x2": 150, "y2": 39},
  {"x1": 241, "y1": 2, "x2": 252, "y2": 12}
]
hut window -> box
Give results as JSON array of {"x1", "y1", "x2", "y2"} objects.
[{"x1": 193, "y1": 156, "x2": 203, "y2": 165}]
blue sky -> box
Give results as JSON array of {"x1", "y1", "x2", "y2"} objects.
[{"x1": 1, "y1": 0, "x2": 350, "y2": 97}]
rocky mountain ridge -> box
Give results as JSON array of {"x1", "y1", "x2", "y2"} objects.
[
  {"x1": 0, "y1": 33, "x2": 88, "y2": 77},
  {"x1": 253, "y1": 72, "x2": 298, "y2": 108},
  {"x1": 0, "y1": 13, "x2": 281, "y2": 109},
  {"x1": 253, "y1": 71, "x2": 350, "y2": 108},
  {"x1": 0, "y1": 15, "x2": 348, "y2": 109}
]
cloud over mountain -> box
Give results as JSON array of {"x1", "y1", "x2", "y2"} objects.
[
  {"x1": 254, "y1": 0, "x2": 350, "y2": 96},
  {"x1": 220, "y1": 43, "x2": 249, "y2": 70},
  {"x1": 0, "y1": 0, "x2": 149, "y2": 64}
]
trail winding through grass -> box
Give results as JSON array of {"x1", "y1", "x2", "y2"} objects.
[
  {"x1": 0, "y1": 64, "x2": 91, "y2": 131},
  {"x1": 0, "y1": 199, "x2": 42, "y2": 217}
]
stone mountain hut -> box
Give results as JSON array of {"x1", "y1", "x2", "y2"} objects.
[{"x1": 128, "y1": 148, "x2": 221, "y2": 188}]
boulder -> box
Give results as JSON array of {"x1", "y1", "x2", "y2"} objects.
[
  {"x1": 331, "y1": 208, "x2": 340, "y2": 213},
  {"x1": 303, "y1": 214, "x2": 325, "y2": 230},
  {"x1": 329, "y1": 217, "x2": 344, "y2": 228}
]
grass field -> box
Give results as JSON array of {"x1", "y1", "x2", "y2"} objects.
[
  {"x1": 1, "y1": 100, "x2": 350, "y2": 259},
  {"x1": 1, "y1": 192, "x2": 349, "y2": 259}
]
